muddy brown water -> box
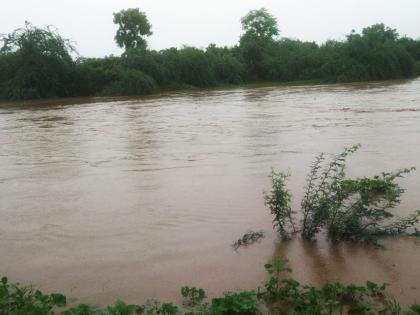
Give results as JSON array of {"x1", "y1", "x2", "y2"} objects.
[{"x1": 1, "y1": 80, "x2": 420, "y2": 307}]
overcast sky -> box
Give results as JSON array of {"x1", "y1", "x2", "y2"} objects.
[{"x1": 2, "y1": 0, "x2": 420, "y2": 57}]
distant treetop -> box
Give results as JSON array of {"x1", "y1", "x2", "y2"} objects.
[
  {"x1": 113, "y1": 8, "x2": 152, "y2": 51},
  {"x1": 241, "y1": 8, "x2": 279, "y2": 41}
]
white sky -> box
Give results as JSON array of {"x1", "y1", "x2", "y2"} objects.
[{"x1": 1, "y1": 0, "x2": 420, "y2": 57}]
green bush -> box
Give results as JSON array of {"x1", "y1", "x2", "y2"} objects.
[
  {"x1": 0, "y1": 276, "x2": 66, "y2": 315},
  {"x1": 71, "y1": 59, "x2": 119, "y2": 96},
  {"x1": 265, "y1": 145, "x2": 420, "y2": 246},
  {"x1": 233, "y1": 230, "x2": 265, "y2": 250},
  {"x1": 209, "y1": 291, "x2": 260, "y2": 315},
  {"x1": 0, "y1": 22, "x2": 74, "y2": 100},
  {"x1": 101, "y1": 69, "x2": 157, "y2": 96}
]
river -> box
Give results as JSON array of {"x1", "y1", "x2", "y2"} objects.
[{"x1": 1, "y1": 79, "x2": 419, "y2": 307}]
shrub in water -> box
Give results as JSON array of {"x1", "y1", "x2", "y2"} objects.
[
  {"x1": 232, "y1": 230, "x2": 265, "y2": 250},
  {"x1": 265, "y1": 145, "x2": 420, "y2": 246}
]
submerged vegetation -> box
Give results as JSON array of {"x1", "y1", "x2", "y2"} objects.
[
  {"x1": 1, "y1": 8, "x2": 420, "y2": 100},
  {"x1": 2, "y1": 260, "x2": 420, "y2": 315},
  {"x1": 264, "y1": 145, "x2": 420, "y2": 247},
  {"x1": 233, "y1": 230, "x2": 265, "y2": 250}
]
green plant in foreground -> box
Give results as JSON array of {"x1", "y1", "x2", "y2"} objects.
[
  {"x1": 257, "y1": 259, "x2": 417, "y2": 315},
  {"x1": 181, "y1": 287, "x2": 206, "y2": 308},
  {"x1": 0, "y1": 276, "x2": 66, "y2": 315},
  {"x1": 141, "y1": 300, "x2": 181, "y2": 315},
  {"x1": 209, "y1": 291, "x2": 260, "y2": 315},
  {"x1": 265, "y1": 145, "x2": 420, "y2": 246}
]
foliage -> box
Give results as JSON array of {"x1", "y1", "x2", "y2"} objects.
[
  {"x1": 0, "y1": 276, "x2": 66, "y2": 315},
  {"x1": 0, "y1": 22, "x2": 74, "y2": 99},
  {"x1": 181, "y1": 287, "x2": 206, "y2": 308},
  {"x1": 232, "y1": 230, "x2": 265, "y2": 250},
  {"x1": 264, "y1": 171, "x2": 296, "y2": 240},
  {"x1": 258, "y1": 259, "x2": 398, "y2": 315},
  {"x1": 301, "y1": 144, "x2": 364, "y2": 240},
  {"x1": 240, "y1": 8, "x2": 279, "y2": 41},
  {"x1": 113, "y1": 8, "x2": 152, "y2": 51},
  {"x1": 407, "y1": 305, "x2": 420, "y2": 315},
  {"x1": 206, "y1": 45, "x2": 245, "y2": 84},
  {"x1": 239, "y1": 8, "x2": 279, "y2": 79},
  {"x1": 101, "y1": 69, "x2": 157, "y2": 96},
  {"x1": 265, "y1": 145, "x2": 420, "y2": 246},
  {"x1": 141, "y1": 300, "x2": 181, "y2": 315},
  {"x1": 1, "y1": 10, "x2": 420, "y2": 100},
  {"x1": 159, "y1": 47, "x2": 217, "y2": 88},
  {"x1": 209, "y1": 291, "x2": 260, "y2": 315}
]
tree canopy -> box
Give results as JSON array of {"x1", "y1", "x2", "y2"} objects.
[
  {"x1": 113, "y1": 8, "x2": 152, "y2": 51},
  {"x1": 0, "y1": 22, "x2": 74, "y2": 99},
  {"x1": 239, "y1": 8, "x2": 280, "y2": 79},
  {"x1": 240, "y1": 8, "x2": 279, "y2": 41}
]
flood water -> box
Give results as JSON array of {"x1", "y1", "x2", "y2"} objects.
[{"x1": 1, "y1": 79, "x2": 420, "y2": 307}]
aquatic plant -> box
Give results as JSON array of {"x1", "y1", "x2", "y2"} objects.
[
  {"x1": 264, "y1": 171, "x2": 296, "y2": 240},
  {"x1": 265, "y1": 144, "x2": 420, "y2": 246},
  {"x1": 232, "y1": 230, "x2": 265, "y2": 250}
]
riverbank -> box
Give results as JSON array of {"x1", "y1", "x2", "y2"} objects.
[{"x1": 0, "y1": 77, "x2": 417, "y2": 108}]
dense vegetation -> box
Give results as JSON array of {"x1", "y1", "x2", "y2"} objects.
[
  {"x1": 1, "y1": 9, "x2": 420, "y2": 100},
  {"x1": 2, "y1": 260, "x2": 420, "y2": 315},
  {"x1": 264, "y1": 145, "x2": 420, "y2": 247}
]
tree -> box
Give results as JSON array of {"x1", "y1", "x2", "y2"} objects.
[
  {"x1": 361, "y1": 23, "x2": 399, "y2": 45},
  {"x1": 113, "y1": 8, "x2": 152, "y2": 51},
  {"x1": 0, "y1": 22, "x2": 75, "y2": 99},
  {"x1": 240, "y1": 8, "x2": 279, "y2": 41},
  {"x1": 343, "y1": 24, "x2": 414, "y2": 81},
  {"x1": 239, "y1": 8, "x2": 279, "y2": 79}
]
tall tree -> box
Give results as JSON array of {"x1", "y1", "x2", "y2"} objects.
[
  {"x1": 239, "y1": 8, "x2": 279, "y2": 79},
  {"x1": 240, "y1": 8, "x2": 279, "y2": 41},
  {"x1": 113, "y1": 8, "x2": 152, "y2": 51}
]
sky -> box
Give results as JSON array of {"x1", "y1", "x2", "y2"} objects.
[{"x1": 1, "y1": 0, "x2": 420, "y2": 57}]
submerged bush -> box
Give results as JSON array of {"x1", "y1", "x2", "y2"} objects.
[
  {"x1": 264, "y1": 171, "x2": 296, "y2": 240},
  {"x1": 265, "y1": 145, "x2": 420, "y2": 246},
  {"x1": 232, "y1": 230, "x2": 265, "y2": 250}
]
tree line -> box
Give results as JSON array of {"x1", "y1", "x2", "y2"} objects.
[{"x1": 1, "y1": 8, "x2": 420, "y2": 100}]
